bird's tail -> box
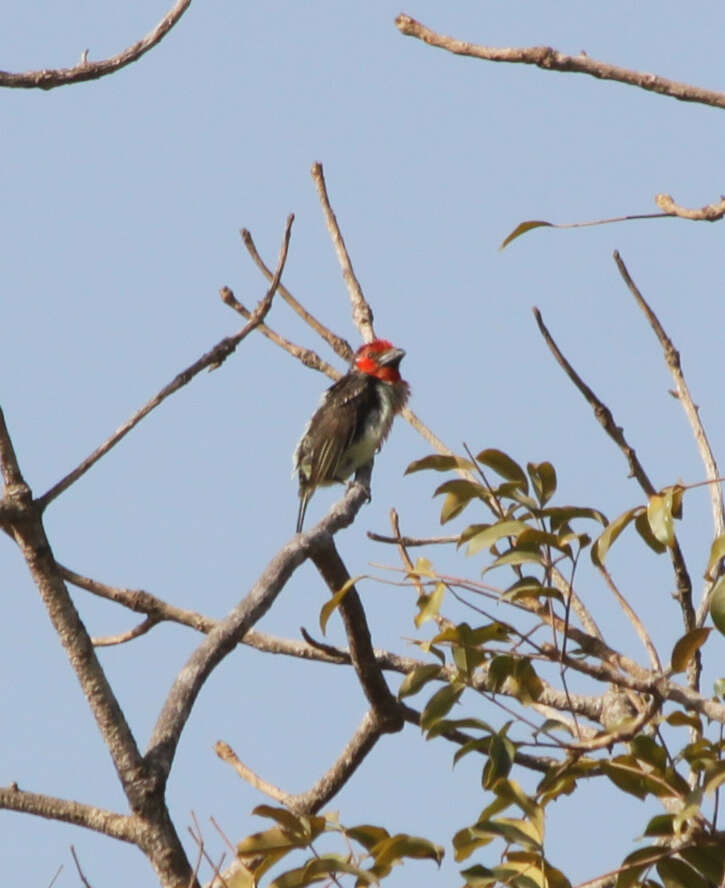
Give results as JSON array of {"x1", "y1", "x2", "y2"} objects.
[{"x1": 296, "y1": 491, "x2": 310, "y2": 534}]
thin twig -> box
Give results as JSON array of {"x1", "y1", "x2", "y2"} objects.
[
  {"x1": 395, "y1": 14, "x2": 725, "y2": 111},
  {"x1": 367, "y1": 531, "x2": 459, "y2": 545},
  {"x1": 91, "y1": 617, "x2": 159, "y2": 647},
  {"x1": 37, "y1": 214, "x2": 294, "y2": 511},
  {"x1": 598, "y1": 562, "x2": 661, "y2": 672},
  {"x1": 216, "y1": 709, "x2": 384, "y2": 814},
  {"x1": 613, "y1": 250, "x2": 725, "y2": 629},
  {"x1": 0, "y1": 0, "x2": 192, "y2": 91},
  {"x1": 310, "y1": 162, "x2": 375, "y2": 342},
  {"x1": 70, "y1": 847, "x2": 94, "y2": 888},
  {"x1": 533, "y1": 307, "x2": 696, "y2": 634},
  {"x1": 240, "y1": 228, "x2": 353, "y2": 360}
]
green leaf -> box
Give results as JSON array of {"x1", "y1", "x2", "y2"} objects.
[
  {"x1": 482, "y1": 733, "x2": 515, "y2": 788},
  {"x1": 468, "y1": 817, "x2": 541, "y2": 851},
  {"x1": 345, "y1": 824, "x2": 390, "y2": 851},
  {"x1": 475, "y1": 449, "x2": 529, "y2": 491},
  {"x1": 459, "y1": 863, "x2": 496, "y2": 885},
  {"x1": 500, "y1": 219, "x2": 554, "y2": 250},
  {"x1": 646, "y1": 490, "x2": 676, "y2": 546},
  {"x1": 527, "y1": 461, "x2": 557, "y2": 506},
  {"x1": 370, "y1": 833, "x2": 444, "y2": 869},
  {"x1": 269, "y1": 856, "x2": 377, "y2": 888},
  {"x1": 671, "y1": 627, "x2": 711, "y2": 673},
  {"x1": 666, "y1": 710, "x2": 702, "y2": 731},
  {"x1": 704, "y1": 533, "x2": 725, "y2": 581},
  {"x1": 540, "y1": 505, "x2": 608, "y2": 529},
  {"x1": 420, "y1": 684, "x2": 463, "y2": 732},
  {"x1": 591, "y1": 506, "x2": 644, "y2": 567},
  {"x1": 656, "y1": 856, "x2": 708, "y2": 888},
  {"x1": 414, "y1": 581, "x2": 445, "y2": 628},
  {"x1": 634, "y1": 510, "x2": 667, "y2": 554},
  {"x1": 643, "y1": 814, "x2": 675, "y2": 837},
  {"x1": 709, "y1": 574, "x2": 725, "y2": 636},
  {"x1": 703, "y1": 760, "x2": 725, "y2": 795},
  {"x1": 601, "y1": 758, "x2": 649, "y2": 800},
  {"x1": 630, "y1": 736, "x2": 666, "y2": 773},
  {"x1": 484, "y1": 548, "x2": 544, "y2": 572},
  {"x1": 680, "y1": 844, "x2": 725, "y2": 884},
  {"x1": 405, "y1": 453, "x2": 476, "y2": 474},
  {"x1": 434, "y1": 479, "x2": 486, "y2": 523},
  {"x1": 237, "y1": 827, "x2": 304, "y2": 856},
  {"x1": 397, "y1": 664, "x2": 443, "y2": 699},
  {"x1": 464, "y1": 520, "x2": 532, "y2": 556}
]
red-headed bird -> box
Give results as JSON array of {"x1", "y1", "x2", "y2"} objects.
[{"x1": 293, "y1": 339, "x2": 409, "y2": 532}]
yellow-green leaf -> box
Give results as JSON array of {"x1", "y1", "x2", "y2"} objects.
[
  {"x1": 705, "y1": 533, "x2": 725, "y2": 581},
  {"x1": 405, "y1": 454, "x2": 475, "y2": 474},
  {"x1": 465, "y1": 520, "x2": 531, "y2": 556},
  {"x1": 319, "y1": 575, "x2": 363, "y2": 635},
  {"x1": 414, "y1": 581, "x2": 445, "y2": 628},
  {"x1": 591, "y1": 506, "x2": 644, "y2": 567},
  {"x1": 671, "y1": 627, "x2": 711, "y2": 673},
  {"x1": 646, "y1": 490, "x2": 675, "y2": 546},
  {"x1": 709, "y1": 574, "x2": 725, "y2": 636},
  {"x1": 475, "y1": 449, "x2": 528, "y2": 491},
  {"x1": 527, "y1": 461, "x2": 557, "y2": 506},
  {"x1": 397, "y1": 664, "x2": 443, "y2": 699},
  {"x1": 500, "y1": 219, "x2": 554, "y2": 250}
]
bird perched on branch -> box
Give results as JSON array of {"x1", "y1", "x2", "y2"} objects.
[{"x1": 293, "y1": 339, "x2": 409, "y2": 533}]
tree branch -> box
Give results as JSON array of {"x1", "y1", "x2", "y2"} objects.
[
  {"x1": 533, "y1": 307, "x2": 696, "y2": 634},
  {"x1": 0, "y1": 0, "x2": 192, "y2": 91},
  {"x1": 395, "y1": 14, "x2": 725, "y2": 110},
  {"x1": 0, "y1": 785, "x2": 138, "y2": 844},
  {"x1": 37, "y1": 214, "x2": 293, "y2": 511},
  {"x1": 311, "y1": 162, "x2": 375, "y2": 343},
  {"x1": 145, "y1": 473, "x2": 373, "y2": 783},
  {"x1": 216, "y1": 709, "x2": 383, "y2": 814}
]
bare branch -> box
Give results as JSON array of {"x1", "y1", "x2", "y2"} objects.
[
  {"x1": 37, "y1": 215, "x2": 293, "y2": 511},
  {"x1": 311, "y1": 531, "x2": 404, "y2": 731},
  {"x1": 145, "y1": 473, "x2": 374, "y2": 782},
  {"x1": 240, "y1": 228, "x2": 353, "y2": 361},
  {"x1": 0, "y1": 785, "x2": 137, "y2": 844},
  {"x1": 0, "y1": 0, "x2": 192, "y2": 91},
  {"x1": 70, "y1": 846, "x2": 95, "y2": 888},
  {"x1": 596, "y1": 565, "x2": 661, "y2": 672},
  {"x1": 533, "y1": 307, "x2": 696, "y2": 633},
  {"x1": 613, "y1": 250, "x2": 725, "y2": 628},
  {"x1": 216, "y1": 709, "x2": 382, "y2": 814},
  {"x1": 395, "y1": 14, "x2": 725, "y2": 110},
  {"x1": 91, "y1": 617, "x2": 159, "y2": 647},
  {"x1": 655, "y1": 194, "x2": 725, "y2": 221},
  {"x1": 310, "y1": 162, "x2": 375, "y2": 342},
  {"x1": 220, "y1": 290, "x2": 340, "y2": 379}
]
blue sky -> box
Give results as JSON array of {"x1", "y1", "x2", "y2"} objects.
[{"x1": 2, "y1": 2, "x2": 725, "y2": 885}]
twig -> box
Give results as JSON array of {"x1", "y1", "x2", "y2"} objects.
[
  {"x1": 220, "y1": 290, "x2": 340, "y2": 379},
  {"x1": 216, "y1": 709, "x2": 384, "y2": 814},
  {"x1": 70, "y1": 846, "x2": 94, "y2": 888},
  {"x1": 37, "y1": 214, "x2": 293, "y2": 511},
  {"x1": 310, "y1": 162, "x2": 375, "y2": 342},
  {"x1": 240, "y1": 228, "x2": 353, "y2": 361},
  {"x1": 367, "y1": 530, "x2": 458, "y2": 546},
  {"x1": 613, "y1": 250, "x2": 725, "y2": 629},
  {"x1": 0, "y1": 0, "x2": 192, "y2": 91},
  {"x1": 395, "y1": 14, "x2": 725, "y2": 111},
  {"x1": 533, "y1": 307, "x2": 696, "y2": 634},
  {"x1": 47, "y1": 864, "x2": 63, "y2": 888},
  {"x1": 597, "y1": 567, "x2": 661, "y2": 671},
  {"x1": 91, "y1": 617, "x2": 159, "y2": 647}
]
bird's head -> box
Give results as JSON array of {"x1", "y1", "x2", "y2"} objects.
[{"x1": 354, "y1": 339, "x2": 406, "y2": 383}]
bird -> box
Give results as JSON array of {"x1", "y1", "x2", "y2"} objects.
[{"x1": 293, "y1": 339, "x2": 409, "y2": 533}]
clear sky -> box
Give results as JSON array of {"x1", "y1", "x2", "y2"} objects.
[{"x1": 2, "y1": 1, "x2": 725, "y2": 885}]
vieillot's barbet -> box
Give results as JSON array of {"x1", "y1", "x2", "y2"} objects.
[{"x1": 293, "y1": 339, "x2": 409, "y2": 532}]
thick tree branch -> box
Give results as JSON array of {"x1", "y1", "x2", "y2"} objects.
[
  {"x1": 37, "y1": 215, "x2": 293, "y2": 511},
  {"x1": 0, "y1": 785, "x2": 138, "y2": 844},
  {"x1": 0, "y1": 0, "x2": 192, "y2": 91},
  {"x1": 395, "y1": 14, "x2": 725, "y2": 110},
  {"x1": 145, "y1": 474, "x2": 373, "y2": 783}
]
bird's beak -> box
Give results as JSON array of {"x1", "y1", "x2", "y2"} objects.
[{"x1": 378, "y1": 347, "x2": 406, "y2": 366}]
